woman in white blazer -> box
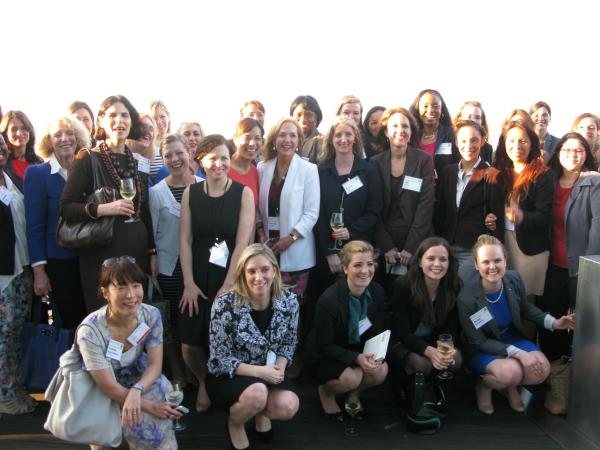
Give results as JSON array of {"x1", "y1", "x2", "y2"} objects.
[{"x1": 257, "y1": 117, "x2": 320, "y2": 300}]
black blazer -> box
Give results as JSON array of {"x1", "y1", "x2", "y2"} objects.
[
  {"x1": 0, "y1": 183, "x2": 16, "y2": 275},
  {"x1": 510, "y1": 170, "x2": 554, "y2": 255},
  {"x1": 434, "y1": 160, "x2": 505, "y2": 248},
  {"x1": 417, "y1": 124, "x2": 457, "y2": 177},
  {"x1": 391, "y1": 276, "x2": 460, "y2": 356},
  {"x1": 308, "y1": 278, "x2": 386, "y2": 367},
  {"x1": 371, "y1": 147, "x2": 435, "y2": 254}
]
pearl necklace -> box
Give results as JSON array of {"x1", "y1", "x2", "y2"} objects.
[{"x1": 484, "y1": 284, "x2": 504, "y2": 304}]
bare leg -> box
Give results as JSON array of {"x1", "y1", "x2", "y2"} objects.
[
  {"x1": 318, "y1": 367, "x2": 363, "y2": 414},
  {"x1": 228, "y1": 383, "x2": 268, "y2": 449},
  {"x1": 164, "y1": 340, "x2": 187, "y2": 387},
  {"x1": 181, "y1": 344, "x2": 211, "y2": 412}
]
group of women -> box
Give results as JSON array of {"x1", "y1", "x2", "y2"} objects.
[{"x1": 0, "y1": 90, "x2": 597, "y2": 449}]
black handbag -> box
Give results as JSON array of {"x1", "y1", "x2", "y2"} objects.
[
  {"x1": 406, "y1": 372, "x2": 447, "y2": 434},
  {"x1": 21, "y1": 295, "x2": 74, "y2": 391},
  {"x1": 56, "y1": 149, "x2": 116, "y2": 250}
]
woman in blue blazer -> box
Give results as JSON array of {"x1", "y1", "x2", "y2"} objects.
[{"x1": 23, "y1": 116, "x2": 88, "y2": 326}]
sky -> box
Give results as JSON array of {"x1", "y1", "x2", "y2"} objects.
[{"x1": 2, "y1": 0, "x2": 598, "y2": 146}]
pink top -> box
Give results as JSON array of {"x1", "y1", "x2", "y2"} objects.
[
  {"x1": 11, "y1": 159, "x2": 31, "y2": 179},
  {"x1": 550, "y1": 183, "x2": 572, "y2": 269},
  {"x1": 419, "y1": 142, "x2": 435, "y2": 156},
  {"x1": 229, "y1": 164, "x2": 259, "y2": 207}
]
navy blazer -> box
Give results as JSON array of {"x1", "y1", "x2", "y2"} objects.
[
  {"x1": 24, "y1": 162, "x2": 76, "y2": 264},
  {"x1": 457, "y1": 271, "x2": 549, "y2": 357},
  {"x1": 315, "y1": 157, "x2": 382, "y2": 257}
]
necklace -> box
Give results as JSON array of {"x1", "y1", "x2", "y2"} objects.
[
  {"x1": 485, "y1": 284, "x2": 504, "y2": 304},
  {"x1": 422, "y1": 131, "x2": 437, "y2": 140}
]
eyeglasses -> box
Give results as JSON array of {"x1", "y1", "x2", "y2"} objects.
[
  {"x1": 102, "y1": 256, "x2": 136, "y2": 267},
  {"x1": 561, "y1": 148, "x2": 586, "y2": 156}
]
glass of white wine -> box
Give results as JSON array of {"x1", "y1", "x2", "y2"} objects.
[
  {"x1": 330, "y1": 212, "x2": 344, "y2": 250},
  {"x1": 344, "y1": 399, "x2": 360, "y2": 436},
  {"x1": 436, "y1": 333, "x2": 456, "y2": 381},
  {"x1": 167, "y1": 382, "x2": 186, "y2": 431},
  {"x1": 119, "y1": 178, "x2": 139, "y2": 223}
]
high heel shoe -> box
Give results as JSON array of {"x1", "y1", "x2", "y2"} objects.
[
  {"x1": 475, "y1": 380, "x2": 494, "y2": 415},
  {"x1": 226, "y1": 418, "x2": 251, "y2": 450}
]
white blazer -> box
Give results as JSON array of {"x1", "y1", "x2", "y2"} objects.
[
  {"x1": 257, "y1": 154, "x2": 320, "y2": 272},
  {"x1": 149, "y1": 177, "x2": 202, "y2": 276}
]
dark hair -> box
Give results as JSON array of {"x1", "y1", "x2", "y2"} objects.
[
  {"x1": 363, "y1": 106, "x2": 385, "y2": 138},
  {"x1": 548, "y1": 132, "x2": 596, "y2": 174},
  {"x1": 454, "y1": 119, "x2": 487, "y2": 143},
  {"x1": 240, "y1": 99, "x2": 265, "y2": 116},
  {"x1": 95, "y1": 95, "x2": 142, "y2": 141},
  {"x1": 234, "y1": 117, "x2": 264, "y2": 139},
  {"x1": 375, "y1": 107, "x2": 419, "y2": 150},
  {"x1": 407, "y1": 237, "x2": 461, "y2": 326},
  {"x1": 0, "y1": 110, "x2": 38, "y2": 163},
  {"x1": 68, "y1": 100, "x2": 96, "y2": 137},
  {"x1": 289, "y1": 95, "x2": 323, "y2": 127},
  {"x1": 530, "y1": 101, "x2": 552, "y2": 117},
  {"x1": 195, "y1": 134, "x2": 230, "y2": 161},
  {"x1": 98, "y1": 257, "x2": 146, "y2": 294},
  {"x1": 408, "y1": 89, "x2": 452, "y2": 131},
  {"x1": 452, "y1": 101, "x2": 489, "y2": 137}
]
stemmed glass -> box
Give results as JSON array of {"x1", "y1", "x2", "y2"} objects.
[
  {"x1": 167, "y1": 382, "x2": 186, "y2": 431},
  {"x1": 329, "y1": 212, "x2": 344, "y2": 250},
  {"x1": 119, "y1": 178, "x2": 139, "y2": 223},
  {"x1": 344, "y1": 399, "x2": 360, "y2": 436},
  {"x1": 436, "y1": 333, "x2": 456, "y2": 381}
]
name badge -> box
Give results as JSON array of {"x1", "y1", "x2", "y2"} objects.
[
  {"x1": 266, "y1": 350, "x2": 277, "y2": 365},
  {"x1": 267, "y1": 216, "x2": 280, "y2": 231},
  {"x1": 0, "y1": 187, "x2": 13, "y2": 206},
  {"x1": 402, "y1": 176, "x2": 423, "y2": 192},
  {"x1": 127, "y1": 322, "x2": 151, "y2": 346},
  {"x1": 470, "y1": 306, "x2": 494, "y2": 330},
  {"x1": 436, "y1": 142, "x2": 452, "y2": 156},
  {"x1": 209, "y1": 240, "x2": 229, "y2": 268},
  {"x1": 168, "y1": 203, "x2": 181, "y2": 217},
  {"x1": 358, "y1": 317, "x2": 372, "y2": 336},
  {"x1": 135, "y1": 155, "x2": 151, "y2": 174},
  {"x1": 106, "y1": 339, "x2": 124, "y2": 361},
  {"x1": 343, "y1": 176, "x2": 363, "y2": 195}
]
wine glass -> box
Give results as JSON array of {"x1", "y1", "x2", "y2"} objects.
[
  {"x1": 344, "y1": 399, "x2": 360, "y2": 436},
  {"x1": 167, "y1": 382, "x2": 186, "y2": 431},
  {"x1": 119, "y1": 178, "x2": 139, "y2": 223},
  {"x1": 436, "y1": 333, "x2": 456, "y2": 381},
  {"x1": 329, "y1": 212, "x2": 344, "y2": 250}
]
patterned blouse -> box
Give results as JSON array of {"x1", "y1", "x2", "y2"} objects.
[{"x1": 208, "y1": 289, "x2": 299, "y2": 378}]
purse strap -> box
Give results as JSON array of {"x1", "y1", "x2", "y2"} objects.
[
  {"x1": 29, "y1": 294, "x2": 67, "y2": 342},
  {"x1": 73, "y1": 321, "x2": 116, "y2": 378},
  {"x1": 146, "y1": 276, "x2": 163, "y2": 303}
]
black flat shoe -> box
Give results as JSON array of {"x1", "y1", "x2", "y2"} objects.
[
  {"x1": 253, "y1": 428, "x2": 273, "y2": 443},
  {"x1": 226, "y1": 418, "x2": 251, "y2": 450}
]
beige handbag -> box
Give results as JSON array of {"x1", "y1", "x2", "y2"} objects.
[
  {"x1": 44, "y1": 323, "x2": 122, "y2": 447},
  {"x1": 544, "y1": 356, "x2": 571, "y2": 415}
]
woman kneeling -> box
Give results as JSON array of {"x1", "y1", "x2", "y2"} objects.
[
  {"x1": 207, "y1": 244, "x2": 299, "y2": 450},
  {"x1": 458, "y1": 235, "x2": 574, "y2": 414}
]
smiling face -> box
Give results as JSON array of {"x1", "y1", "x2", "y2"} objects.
[
  {"x1": 418, "y1": 92, "x2": 442, "y2": 128},
  {"x1": 386, "y1": 112, "x2": 412, "y2": 150},
  {"x1": 102, "y1": 280, "x2": 144, "y2": 317},
  {"x1": 344, "y1": 251, "x2": 375, "y2": 295},
  {"x1": 419, "y1": 245, "x2": 449, "y2": 282},
  {"x1": 154, "y1": 107, "x2": 170, "y2": 139},
  {"x1": 367, "y1": 110, "x2": 383, "y2": 137},
  {"x1": 292, "y1": 104, "x2": 318, "y2": 136},
  {"x1": 576, "y1": 117, "x2": 598, "y2": 146},
  {"x1": 244, "y1": 254, "x2": 276, "y2": 302},
  {"x1": 99, "y1": 102, "x2": 131, "y2": 146},
  {"x1": 73, "y1": 108, "x2": 94, "y2": 135},
  {"x1": 49, "y1": 122, "x2": 77, "y2": 166},
  {"x1": 241, "y1": 104, "x2": 265, "y2": 127},
  {"x1": 163, "y1": 140, "x2": 190, "y2": 177},
  {"x1": 332, "y1": 123, "x2": 356, "y2": 157},
  {"x1": 474, "y1": 244, "x2": 506, "y2": 290},
  {"x1": 559, "y1": 138, "x2": 587, "y2": 173},
  {"x1": 234, "y1": 126, "x2": 263, "y2": 162},
  {"x1": 275, "y1": 121, "x2": 299, "y2": 159},
  {"x1": 531, "y1": 107, "x2": 550, "y2": 135},
  {"x1": 7, "y1": 117, "x2": 30, "y2": 153},
  {"x1": 200, "y1": 144, "x2": 230, "y2": 181},
  {"x1": 456, "y1": 125, "x2": 483, "y2": 163},
  {"x1": 180, "y1": 123, "x2": 203, "y2": 156},
  {"x1": 137, "y1": 116, "x2": 155, "y2": 150},
  {"x1": 505, "y1": 126, "x2": 531, "y2": 165},
  {"x1": 340, "y1": 102, "x2": 362, "y2": 126}
]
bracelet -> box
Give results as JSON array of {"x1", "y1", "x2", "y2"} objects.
[
  {"x1": 84, "y1": 202, "x2": 98, "y2": 220},
  {"x1": 148, "y1": 248, "x2": 157, "y2": 255}
]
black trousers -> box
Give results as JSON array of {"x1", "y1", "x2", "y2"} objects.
[{"x1": 45, "y1": 258, "x2": 87, "y2": 327}]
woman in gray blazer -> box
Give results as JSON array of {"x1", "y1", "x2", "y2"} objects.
[
  {"x1": 539, "y1": 133, "x2": 600, "y2": 361},
  {"x1": 457, "y1": 235, "x2": 573, "y2": 415}
]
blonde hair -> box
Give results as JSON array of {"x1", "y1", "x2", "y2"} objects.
[
  {"x1": 339, "y1": 240, "x2": 379, "y2": 269},
  {"x1": 319, "y1": 117, "x2": 364, "y2": 164},
  {"x1": 232, "y1": 244, "x2": 283, "y2": 306},
  {"x1": 37, "y1": 116, "x2": 90, "y2": 159},
  {"x1": 262, "y1": 117, "x2": 304, "y2": 161},
  {"x1": 471, "y1": 234, "x2": 506, "y2": 262}
]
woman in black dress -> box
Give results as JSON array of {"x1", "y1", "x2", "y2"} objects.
[{"x1": 179, "y1": 134, "x2": 255, "y2": 412}]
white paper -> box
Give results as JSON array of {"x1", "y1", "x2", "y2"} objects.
[
  {"x1": 343, "y1": 176, "x2": 363, "y2": 195},
  {"x1": 436, "y1": 142, "x2": 453, "y2": 155},
  {"x1": 470, "y1": 306, "x2": 493, "y2": 330},
  {"x1": 386, "y1": 262, "x2": 407, "y2": 276},
  {"x1": 402, "y1": 175, "x2": 423, "y2": 192},
  {"x1": 266, "y1": 350, "x2": 277, "y2": 365},
  {"x1": 209, "y1": 240, "x2": 229, "y2": 268},
  {"x1": 363, "y1": 330, "x2": 390, "y2": 361}
]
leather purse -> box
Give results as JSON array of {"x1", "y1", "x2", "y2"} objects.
[
  {"x1": 44, "y1": 322, "x2": 122, "y2": 447},
  {"x1": 56, "y1": 149, "x2": 116, "y2": 250}
]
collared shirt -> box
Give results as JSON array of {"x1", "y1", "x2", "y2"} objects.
[
  {"x1": 49, "y1": 154, "x2": 68, "y2": 181},
  {"x1": 456, "y1": 157, "x2": 481, "y2": 208}
]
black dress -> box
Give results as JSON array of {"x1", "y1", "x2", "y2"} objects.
[{"x1": 178, "y1": 180, "x2": 244, "y2": 347}]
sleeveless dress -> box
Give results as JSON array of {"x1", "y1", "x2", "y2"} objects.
[{"x1": 178, "y1": 180, "x2": 244, "y2": 347}]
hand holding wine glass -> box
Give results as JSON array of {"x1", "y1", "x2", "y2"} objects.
[
  {"x1": 436, "y1": 333, "x2": 456, "y2": 381},
  {"x1": 329, "y1": 212, "x2": 344, "y2": 250},
  {"x1": 120, "y1": 178, "x2": 139, "y2": 223},
  {"x1": 166, "y1": 382, "x2": 186, "y2": 431}
]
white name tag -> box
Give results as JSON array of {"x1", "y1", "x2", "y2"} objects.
[
  {"x1": 436, "y1": 142, "x2": 453, "y2": 155},
  {"x1": 402, "y1": 176, "x2": 423, "y2": 192},
  {"x1": 106, "y1": 339, "x2": 124, "y2": 361},
  {"x1": 168, "y1": 203, "x2": 181, "y2": 217},
  {"x1": 127, "y1": 322, "x2": 151, "y2": 346},
  {"x1": 0, "y1": 187, "x2": 13, "y2": 206},
  {"x1": 267, "y1": 216, "x2": 280, "y2": 231},
  {"x1": 470, "y1": 306, "x2": 494, "y2": 330},
  {"x1": 209, "y1": 240, "x2": 229, "y2": 268},
  {"x1": 136, "y1": 155, "x2": 151, "y2": 174},
  {"x1": 266, "y1": 350, "x2": 277, "y2": 365},
  {"x1": 358, "y1": 317, "x2": 372, "y2": 336},
  {"x1": 343, "y1": 176, "x2": 363, "y2": 195}
]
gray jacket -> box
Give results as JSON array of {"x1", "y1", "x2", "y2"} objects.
[
  {"x1": 457, "y1": 271, "x2": 550, "y2": 357},
  {"x1": 564, "y1": 171, "x2": 600, "y2": 277}
]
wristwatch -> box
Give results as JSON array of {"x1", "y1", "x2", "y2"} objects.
[
  {"x1": 290, "y1": 233, "x2": 299, "y2": 242},
  {"x1": 132, "y1": 382, "x2": 145, "y2": 393}
]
